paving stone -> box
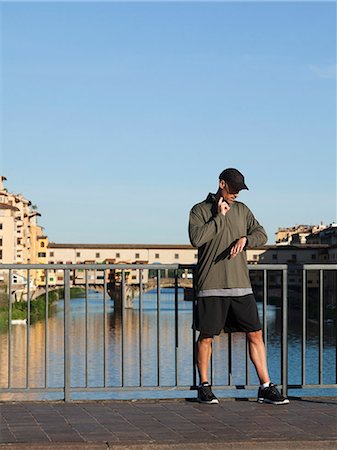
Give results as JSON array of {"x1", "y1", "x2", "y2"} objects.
[
  {"x1": 47, "y1": 434, "x2": 84, "y2": 442},
  {"x1": 0, "y1": 397, "x2": 337, "y2": 448}
]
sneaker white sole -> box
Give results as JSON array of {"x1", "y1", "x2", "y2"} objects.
[
  {"x1": 258, "y1": 398, "x2": 289, "y2": 405},
  {"x1": 198, "y1": 398, "x2": 219, "y2": 404}
]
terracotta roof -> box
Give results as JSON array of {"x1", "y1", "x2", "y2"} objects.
[
  {"x1": 48, "y1": 243, "x2": 195, "y2": 250},
  {"x1": 0, "y1": 202, "x2": 19, "y2": 212}
]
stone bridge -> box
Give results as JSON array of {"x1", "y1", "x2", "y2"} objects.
[
  {"x1": 109, "y1": 277, "x2": 194, "y2": 309},
  {"x1": 9, "y1": 278, "x2": 194, "y2": 308}
]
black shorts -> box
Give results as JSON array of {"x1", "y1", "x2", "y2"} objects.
[{"x1": 193, "y1": 294, "x2": 261, "y2": 336}]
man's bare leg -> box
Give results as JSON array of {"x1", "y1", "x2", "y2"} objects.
[
  {"x1": 197, "y1": 334, "x2": 213, "y2": 383},
  {"x1": 247, "y1": 330, "x2": 289, "y2": 404},
  {"x1": 196, "y1": 333, "x2": 219, "y2": 404},
  {"x1": 247, "y1": 330, "x2": 270, "y2": 384}
]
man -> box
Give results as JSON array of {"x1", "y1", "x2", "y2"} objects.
[{"x1": 188, "y1": 168, "x2": 289, "y2": 405}]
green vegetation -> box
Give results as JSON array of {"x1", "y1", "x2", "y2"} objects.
[
  {"x1": 69, "y1": 287, "x2": 86, "y2": 298},
  {"x1": 0, "y1": 284, "x2": 8, "y2": 309},
  {"x1": 0, "y1": 287, "x2": 86, "y2": 332}
]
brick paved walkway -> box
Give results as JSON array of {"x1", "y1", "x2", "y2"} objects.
[{"x1": 1, "y1": 397, "x2": 337, "y2": 449}]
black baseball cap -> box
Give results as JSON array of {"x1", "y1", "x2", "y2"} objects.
[{"x1": 219, "y1": 168, "x2": 249, "y2": 191}]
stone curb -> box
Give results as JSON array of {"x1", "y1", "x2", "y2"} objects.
[{"x1": 1, "y1": 441, "x2": 337, "y2": 450}]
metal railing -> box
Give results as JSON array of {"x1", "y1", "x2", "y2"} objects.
[
  {"x1": 0, "y1": 263, "x2": 336, "y2": 401},
  {"x1": 298, "y1": 264, "x2": 337, "y2": 390}
]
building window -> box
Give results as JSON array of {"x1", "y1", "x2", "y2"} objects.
[
  {"x1": 41, "y1": 242, "x2": 45, "y2": 248},
  {"x1": 76, "y1": 252, "x2": 81, "y2": 257},
  {"x1": 96, "y1": 253, "x2": 100, "y2": 258},
  {"x1": 0, "y1": 238, "x2": 2, "y2": 246},
  {"x1": 195, "y1": 254, "x2": 198, "y2": 259},
  {"x1": 155, "y1": 253, "x2": 160, "y2": 259},
  {"x1": 135, "y1": 253, "x2": 140, "y2": 259},
  {"x1": 38, "y1": 252, "x2": 46, "y2": 257},
  {"x1": 132, "y1": 275, "x2": 137, "y2": 280},
  {"x1": 311, "y1": 254, "x2": 317, "y2": 260},
  {"x1": 253, "y1": 255, "x2": 258, "y2": 260},
  {"x1": 50, "y1": 252, "x2": 54, "y2": 257},
  {"x1": 0, "y1": 224, "x2": 2, "y2": 229},
  {"x1": 0, "y1": 250, "x2": 2, "y2": 259},
  {"x1": 291, "y1": 254, "x2": 297, "y2": 261},
  {"x1": 116, "y1": 253, "x2": 120, "y2": 258},
  {"x1": 174, "y1": 254, "x2": 179, "y2": 259},
  {"x1": 272, "y1": 254, "x2": 277, "y2": 260}
]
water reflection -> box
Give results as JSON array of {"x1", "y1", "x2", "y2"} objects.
[{"x1": 0, "y1": 288, "x2": 336, "y2": 399}]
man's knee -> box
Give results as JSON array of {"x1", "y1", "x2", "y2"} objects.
[
  {"x1": 198, "y1": 333, "x2": 213, "y2": 344},
  {"x1": 247, "y1": 329, "x2": 263, "y2": 344}
]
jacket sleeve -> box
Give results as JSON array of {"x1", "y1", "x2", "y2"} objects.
[
  {"x1": 246, "y1": 209, "x2": 268, "y2": 248},
  {"x1": 189, "y1": 206, "x2": 226, "y2": 248}
]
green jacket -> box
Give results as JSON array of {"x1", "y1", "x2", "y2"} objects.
[{"x1": 189, "y1": 193, "x2": 267, "y2": 292}]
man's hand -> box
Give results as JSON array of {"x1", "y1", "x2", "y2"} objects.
[
  {"x1": 218, "y1": 197, "x2": 230, "y2": 216},
  {"x1": 230, "y1": 236, "x2": 247, "y2": 258}
]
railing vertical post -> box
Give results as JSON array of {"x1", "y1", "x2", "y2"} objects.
[
  {"x1": 282, "y1": 268, "x2": 288, "y2": 396},
  {"x1": 139, "y1": 269, "x2": 143, "y2": 386},
  {"x1": 174, "y1": 270, "x2": 179, "y2": 386},
  {"x1": 27, "y1": 269, "x2": 30, "y2": 389},
  {"x1": 192, "y1": 267, "x2": 197, "y2": 389},
  {"x1": 103, "y1": 270, "x2": 107, "y2": 387},
  {"x1": 121, "y1": 270, "x2": 125, "y2": 387},
  {"x1": 228, "y1": 334, "x2": 232, "y2": 387},
  {"x1": 64, "y1": 269, "x2": 71, "y2": 402},
  {"x1": 335, "y1": 272, "x2": 337, "y2": 384},
  {"x1": 302, "y1": 267, "x2": 306, "y2": 387},
  {"x1": 319, "y1": 270, "x2": 324, "y2": 385},
  {"x1": 157, "y1": 269, "x2": 161, "y2": 386},
  {"x1": 8, "y1": 269, "x2": 12, "y2": 389},
  {"x1": 85, "y1": 270, "x2": 89, "y2": 388},
  {"x1": 263, "y1": 269, "x2": 267, "y2": 345},
  {"x1": 45, "y1": 270, "x2": 49, "y2": 389},
  {"x1": 245, "y1": 335, "x2": 250, "y2": 386}
]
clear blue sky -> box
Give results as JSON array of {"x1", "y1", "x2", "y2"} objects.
[{"x1": 1, "y1": 2, "x2": 336, "y2": 244}]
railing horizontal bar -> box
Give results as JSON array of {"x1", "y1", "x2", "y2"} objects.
[
  {"x1": 1, "y1": 383, "x2": 337, "y2": 395},
  {"x1": 0, "y1": 264, "x2": 181, "y2": 270},
  {"x1": 0, "y1": 263, "x2": 299, "y2": 270},
  {"x1": 287, "y1": 384, "x2": 337, "y2": 389},
  {"x1": 183, "y1": 264, "x2": 289, "y2": 270},
  {"x1": 303, "y1": 264, "x2": 337, "y2": 270},
  {"x1": 0, "y1": 388, "x2": 65, "y2": 393},
  {"x1": 71, "y1": 385, "x2": 276, "y2": 391},
  {"x1": 248, "y1": 264, "x2": 288, "y2": 270}
]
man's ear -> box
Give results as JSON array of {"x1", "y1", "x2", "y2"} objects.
[{"x1": 219, "y1": 179, "x2": 226, "y2": 189}]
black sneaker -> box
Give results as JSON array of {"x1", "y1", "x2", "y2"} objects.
[
  {"x1": 258, "y1": 383, "x2": 289, "y2": 405},
  {"x1": 197, "y1": 382, "x2": 219, "y2": 404}
]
